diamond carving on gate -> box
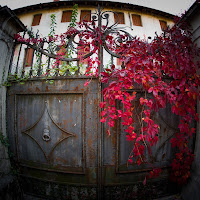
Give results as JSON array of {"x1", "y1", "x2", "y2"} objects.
[{"x1": 22, "y1": 101, "x2": 76, "y2": 163}]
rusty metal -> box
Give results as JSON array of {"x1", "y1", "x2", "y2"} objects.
[
  {"x1": 22, "y1": 101, "x2": 76, "y2": 163},
  {"x1": 7, "y1": 77, "x2": 100, "y2": 184},
  {"x1": 22, "y1": 132, "x2": 49, "y2": 161}
]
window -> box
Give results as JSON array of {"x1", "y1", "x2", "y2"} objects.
[
  {"x1": 61, "y1": 10, "x2": 72, "y2": 23},
  {"x1": 80, "y1": 10, "x2": 91, "y2": 22},
  {"x1": 77, "y1": 45, "x2": 90, "y2": 64},
  {"x1": 57, "y1": 47, "x2": 67, "y2": 65},
  {"x1": 114, "y1": 12, "x2": 125, "y2": 24},
  {"x1": 159, "y1": 20, "x2": 167, "y2": 31},
  {"x1": 117, "y1": 58, "x2": 123, "y2": 66},
  {"x1": 32, "y1": 14, "x2": 42, "y2": 26},
  {"x1": 117, "y1": 58, "x2": 127, "y2": 67},
  {"x1": 132, "y1": 14, "x2": 142, "y2": 26},
  {"x1": 23, "y1": 48, "x2": 34, "y2": 67}
]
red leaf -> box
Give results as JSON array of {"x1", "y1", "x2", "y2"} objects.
[
  {"x1": 99, "y1": 102, "x2": 106, "y2": 108},
  {"x1": 148, "y1": 87, "x2": 153, "y2": 93},
  {"x1": 111, "y1": 64, "x2": 115, "y2": 70},
  {"x1": 84, "y1": 79, "x2": 91, "y2": 87},
  {"x1": 100, "y1": 117, "x2": 107, "y2": 123},
  {"x1": 143, "y1": 177, "x2": 147, "y2": 185},
  {"x1": 153, "y1": 89, "x2": 158, "y2": 97},
  {"x1": 105, "y1": 68, "x2": 112, "y2": 72},
  {"x1": 101, "y1": 110, "x2": 107, "y2": 116},
  {"x1": 128, "y1": 158, "x2": 133, "y2": 164}
]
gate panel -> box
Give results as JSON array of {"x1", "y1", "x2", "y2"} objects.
[
  {"x1": 16, "y1": 93, "x2": 85, "y2": 173},
  {"x1": 116, "y1": 105, "x2": 178, "y2": 173},
  {"x1": 102, "y1": 98, "x2": 182, "y2": 199},
  {"x1": 7, "y1": 78, "x2": 100, "y2": 199}
]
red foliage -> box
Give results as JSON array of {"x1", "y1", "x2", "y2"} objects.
[{"x1": 100, "y1": 22, "x2": 200, "y2": 184}]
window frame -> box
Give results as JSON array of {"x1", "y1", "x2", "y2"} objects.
[
  {"x1": 61, "y1": 10, "x2": 73, "y2": 23},
  {"x1": 159, "y1": 20, "x2": 167, "y2": 31},
  {"x1": 77, "y1": 45, "x2": 90, "y2": 65},
  {"x1": 23, "y1": 48, "x2": 34, "y2": 67},
  {"x1": 31, "y1": 14, "x2": 42, "y2": 26},
  {"x1": 80, "y1": 10, "x2": 91, "y2": 22},
  {"x1": 114, "y1": 12, "x2": 125, "y2": 24},
  {"x1": 132, "y1": 14, "x2": 142, "y2": 27}
]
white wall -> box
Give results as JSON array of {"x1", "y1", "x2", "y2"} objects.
[
  {"x1": 18, "y1": 7, "x2": 174, "y2": 38},
  {"x1": 0, "y1": 0, "x2": 195, "y2": 15},
  {"x1": 13, "y1": 6, "x2": 173, "y2": 71}
]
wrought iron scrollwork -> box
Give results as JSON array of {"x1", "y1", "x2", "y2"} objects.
[
  {"x1": 33, "y1": 6, "x2": 133, "y2": 61},
  {"x1": 12, "y1": 6, "x2": 134, "y2": 78}
]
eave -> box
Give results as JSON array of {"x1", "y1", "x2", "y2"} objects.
[{"x1": 13, "y1": 0, "x2": 175, "y2": 20}]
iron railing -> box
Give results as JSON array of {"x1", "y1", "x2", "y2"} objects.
[{"x1": 8, "y1": 6, "x2": 134, "y2": 80}]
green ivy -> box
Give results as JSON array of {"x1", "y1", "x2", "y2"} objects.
[
  {"x1": 49, "y1": 14, "x2": 57, "y2": 37},
  {"x1": 61, "y1": 4, "x2": 79, "y2": 75},
  {"x1": 68, "y1": 4, "x2": 78, "y2": 28},
  {"x1": 0, "y1": 132, "x2": 19, "y2": 175},
  {"x1": 3, "y1": 73, "x2": 29, "y2": 87},
  {"x1": 0, "y1": 132, "x2": 9, "y2": 148}
]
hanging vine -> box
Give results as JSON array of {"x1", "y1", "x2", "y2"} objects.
[{"x1": 100, "y1": 19, "x2": 200, "y2": 184}]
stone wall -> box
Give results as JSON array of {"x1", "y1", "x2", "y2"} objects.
[
  {"x1": 0, "y1": 5, "x2": 25, "y2": 198},
  {"x1": 181, "y1": 2, "x2": 200, "y2": 200}
]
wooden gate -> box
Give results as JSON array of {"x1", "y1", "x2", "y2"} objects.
[{"x1": 6, "y1": 6, "x2": 185, "y2": 199}]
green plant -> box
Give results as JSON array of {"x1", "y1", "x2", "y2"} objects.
[
  {"x1": 56, "y1": 4, "x2": 79, "y2": 75},
  {"x1": 0, "y1": 132, "x2": 19, "y2": 175},
  {"x1": 68, "y1": 4, "x2": 78, "y2": 28},
  {"x1": 45, "y1": 13, "x2": 57, "y2": 78},
  {"x1": 31, "y1": 14, "x2": 58, "y2": 75},
  {"x1": 0, "y1": 132, "x2": 9, "y2": 148},
  {"x1": 49, "y1": 14, "x2": 57, "y2": 37},
  {"x1": 3, "y1": 73, "x2": 29, "y2": 87}
]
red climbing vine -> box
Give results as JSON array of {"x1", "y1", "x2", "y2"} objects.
[{"x1": 100, "y1": 19, "x2": 200, "y2": 184}]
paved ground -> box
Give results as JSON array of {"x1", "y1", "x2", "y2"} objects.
[
  {"x1": 24, "y1": 194, "x2": 182, "y2": 200},
  {"x1": 154, "y1": 194, "x2": 182, "y2": 200}
]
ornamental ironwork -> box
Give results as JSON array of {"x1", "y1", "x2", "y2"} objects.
[{"x1": 9, "y1": 6, "x2": 134, "y2": 79}]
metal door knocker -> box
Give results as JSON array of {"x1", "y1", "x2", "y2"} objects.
[{"x1": 43, "y1": 129, "x2": 50, "y2": 141}]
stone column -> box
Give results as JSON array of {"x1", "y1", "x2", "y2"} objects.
[
  {"x1": 0, "y1": 5, "x2": 25, "y2": 183},
  {"x1": 181, "y1": 2, "x2": 200, "y2": 200}
]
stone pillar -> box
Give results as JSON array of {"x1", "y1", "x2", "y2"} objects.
[
  {"x1": 187, "y1": 2, "x2": 200, "y2": 175},
  {"x1": 0, "y1": 4, "x2": 25, "y2": 184},
  {"x1": 181, "y1": 2, "x2": 200, "y2": 200}
]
